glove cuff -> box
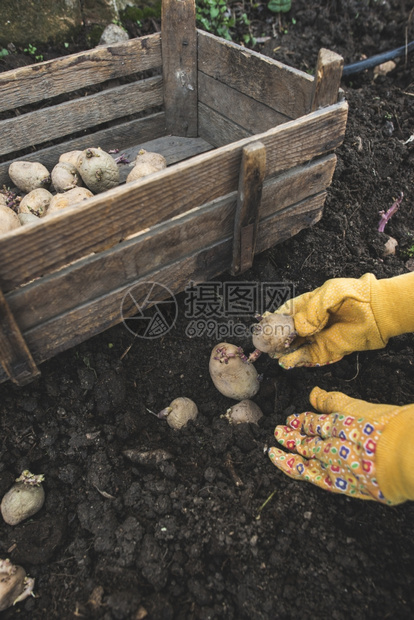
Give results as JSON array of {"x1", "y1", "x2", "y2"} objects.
[
  {"x1": 370, "y1": 272, "x2": 414, "y2": 343},
  {"x1": 376, "y1": 406, "x2": 414, "y2": 504}
]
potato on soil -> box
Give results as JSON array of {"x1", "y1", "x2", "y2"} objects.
[
  {"x1": 59, "y1": 149, "x2": 83, "y2": 168},
  {"x1": 163, "y1": 397, "x2": 198, "y2": 430},
  {"x1": 77, "y1": 147, "x2": 119, "y2": 193},
  {"x1": 46, "y1": 187, "x2": 94, "y2": 215},
  {"x1": 209, "y1": 342, "x2": 260, "y2": 400},
  {"x1": 252, "y1": 313, "x2": 296, "y2": 357},
  {"x1": 18, "y1": 188, "x2": 52, "y2": 218},
  {"x1": 8, "y1": 161, "x2": 51, "y2": 193},
  {"x1": 126, "y1": 162, "x2": 161, "y2": 183},
  {"x1": 0, "y1": 559, "x2": 35, "y2": 612},
  {"x1": 51, "y1": 162, "x2": 83, "y2": 192},
  {"x1": 1, "y1": 471, "x2": 45, "y2": 526},
  {"x1": 223, "y1": 399, "x2": 263, "y2": 425},
  {"x1": 0, "y1": 204, "x2": 21, "y2": 235},
  {"x1": 134, "y1": 149, "x2": 167, "y2": 171}
]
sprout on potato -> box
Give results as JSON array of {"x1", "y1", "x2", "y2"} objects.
[
  {"x1": 1, "y1": 470, "x2": 45, "y2": 526},
  {"x1": 77, "y1": 147, "x2": 119, "y2": 193},
  {"x1": 18, "y1": 188, "x2": 52, "y2": 218},
  {"x1": 8, "y1": 161, "x2": 51, "y2": 193},
  {"x1": 209, "y1": 342, "x2": 260, "y2": 400},
  {"x1": 0, "y1": 559, "x2": 35, "y2": 612},
  {"x1": 222, "y1": 399, "x2": 263, "y2": 425},
  {"x1": 252, "y1": 313, "x2": 296, "y2": 358}
]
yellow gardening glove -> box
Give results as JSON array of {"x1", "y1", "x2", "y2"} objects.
[
  {"x1": 268, "y1": 387, "x2": 414, "y2": 505},
  {"x1": 273, "y1": 272, "x2": 414, "y2": 369}
]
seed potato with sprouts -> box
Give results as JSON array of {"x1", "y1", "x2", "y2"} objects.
[
  {"x1": 77, "y1": 147, "x2": 119, "y2": 193},
  {"x1": 46, "y1": 187, "x2": 94, "y2": 215},
  {"x1": 126, "y1": 162, "x2": 161, "y2": 183},
  {"x1": 158, "y1": 397, "x2": 198, "y2": 430},
  {"x1": 0, "y1": 559, "x2": 35, "y2": 612},
  {"x1": 0, "y1": 205, "x2": 21, "y2": 236},
  {"x1": 8, "y1": 161, "x2": 51, "y2": 193},
  {"x1": 18, "y1": 188, "x2": 52, "y2": 218},
  {"x1": 134, "y1": 149, "x2": 167, "y2": 170},
  {"x1": 51, "y1": 161, "x2": 83, "y2": 192},
  {"x1": 252, "y1": 313, "x2": 296, "y2": 357},
  {"x1": 223, "y1": 399, "x2": 264, "y2": 425},
  {"x1": 0, "y1": 470, "x2": 45, "y2": 526},
  {"x1": 209, "y1": 342, "x2": 260, "y2": 400}
]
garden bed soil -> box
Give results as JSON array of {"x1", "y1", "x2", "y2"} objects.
[{"x1": 1, "y1": 0, "x2": 414, "y2": 618}]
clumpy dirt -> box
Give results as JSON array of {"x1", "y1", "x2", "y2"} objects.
[{"x1": 1, "y1": 0, "x2": 414, "y2": 618}]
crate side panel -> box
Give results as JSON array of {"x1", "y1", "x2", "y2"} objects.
[
  {"x1": 0, "y1": 76, "x2": 163, "y2": 157},
  {"x1": 198, "y1": 103, "x2": 251, "y2": 147},
  {"x1": 198, "y1": 30, "x2": 314, "y2": 119},
  {"x1": 198, "y1": 72, "x2": 287, "y2": 135},
  {"x1": 7, "y1": 155, "x2": 336, "y2": 331},
  {"x1": 0, "y1": 34, "x2": 162, "y2": 113},
  {"x1": 0, "y1": 113, "x2": 167, "y2": 187},
  {"x1": 0, "y1": 101, "x2": 348, "y2": 293},
  {"x1": 0, "y1": 193, "x2": 326, "y2": 383}
]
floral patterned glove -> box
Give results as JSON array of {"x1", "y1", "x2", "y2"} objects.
[{"x1": 268, "y1": 387, "x2": 414, "y2": 505}]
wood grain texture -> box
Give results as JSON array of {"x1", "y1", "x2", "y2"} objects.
[
  {"x1": 0, "y1": 113, "x2": 167, "y2": 187},
  {"x1": 0, "y1": 100, "x2": 348, "y2": 293},
  {"x1": 0, "y1": 287, "x2": 40, "y2": 385},
  {"x1": 198, "y1": 102, "x2": 252, "y2": 146},
  {"x1": 0, "y1": 76, "x2": 164, "y2": 156},
  {"x1": 162, "y1": 0, "x2": 198, "y2": 136},
  {"x1": 6, "y1": 155, "x2": 336, "y2": 331},
  {"x1": 311, "y1": 48, "x2": 344, "y2": 111},
  {"x1": 198, "y1": 72, "x2": 287, "y2": 134},
  {"x1": 0, "y1": 34, "x2": 162, "y2": 113},
  {"x1": 231, "y1": 142, "x2": 266, "y2": 275},
  {"x1": 198, "y1": 30, "x2": 314, "y2": 119},
  {"x1": 0, "y1": 192, "x2": 326, "y2": 383}
]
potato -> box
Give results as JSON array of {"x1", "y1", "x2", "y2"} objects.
[
  {"x1": 18, "y1": 212, "x2": 41, "y2": 226},
  {"x1": 51, "y1": 162, "x2": 83, "y2": 192},
  {"x1": 77, "y1": 147, "x2": 119, "y2": 193},
  {"x1": 223, "y1": 399, "x2": 263, "y2": 425},
  {"x1": 46, "y1": 187, "x2": 94, "y2": 215},
  {"x1": 0, "y1": 204, "x2": 21, "y2": 235},
  {"x1": 8, "y1": 161, "x2": 51, "y2": 193},
  {"x1": 0, "y1": 559, "x2": 35, "y2": 612},
  {"x1": 18, "y1": 188, "x2": 52, "y2": 218},
  {"x1": 209, "y1": 342, "x2": 260, "y2": 400},
  {"x1": 134, "y1": 149, "x2": 167, "y2": 171},
  {"x1": 0, "y1": 193, "x2": 7, "y2": 207},
  {"x1": 159, "y1": 397, "x2": 198, "y2": 430},
  {"x1": 126, "y1": 162, "x2": 161, "y2": 183},
  {"x1": 59, "y1": 149, "x2": 83, "y2": 168},
  {"x1": 252, "y1": 313, "x2": 296, "y2": 357}
]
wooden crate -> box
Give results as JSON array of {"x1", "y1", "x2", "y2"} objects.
[{"x1": 0, "y1": 0, "x2": 348, "y2": 385}]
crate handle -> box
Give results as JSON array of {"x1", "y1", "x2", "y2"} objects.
[
  {"x1": 231, "y1": 141, "x2": 266, "y2": 275},
  {"x1": 311, "y1": 48, "x2": 344, "y2": 111},
  {"x1": 0, "y1": 287, "x2": 40, "y2": 385}
]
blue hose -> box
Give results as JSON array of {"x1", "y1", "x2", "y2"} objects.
[{"x1": 342, "y1": 40, "x2": 414, "y2": 76}]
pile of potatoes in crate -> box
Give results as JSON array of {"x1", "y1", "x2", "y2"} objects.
[{"x1": 0, "y1": 147, "x2": 167, "y2": 237}]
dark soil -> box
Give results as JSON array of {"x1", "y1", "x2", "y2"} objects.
[{"x1": 1, "y1": 1, "x2": 414, "y2": 618}]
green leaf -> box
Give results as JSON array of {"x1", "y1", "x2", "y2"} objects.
[{"x1": 267, "y1": 0, "x2": 291, "y2": 13}]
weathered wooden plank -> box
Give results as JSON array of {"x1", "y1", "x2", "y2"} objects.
[
  {"x1": 0, "y1": 101, "x2": 348, "y2": 293},
  {"x1": 198, "y1": 72, "x2": 287, "y2": 134},
  {"x1": 256, "y1": 193, "x2": 326, "y2": 254},
  {"x1": 231, "y1": 142, "x2": 266, "y2": 275},
  {"x1": 311, "y1": 48, "x2": 344, "y2": 111},
  {"x1": 197, "y1": 30, "x2": 314, "y2": 119},
  {"x1": 0, "y1": 113, "x2": 167, "y2": 187},
  {"x1": 0, "y1": 192, "x2": 326, "y2": 383},
  {"x1": 0, "y1": 76, "x2": 164, "y2": 157},
  {"x1": 0, "y1": 287, "x2": 40, "y2": 385},
  {"x1": 6, "y1": 155, "x2": 336, "y2": 330},
  {"x1": 0, "y1": 34, "x2": 162, "y2": 113},
  {"x1": 162, "y1": 0, "x2": 198, "y2": 136},
  {"x1": 198, "y1": 102, "x2": 252, "y2": 146}
]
